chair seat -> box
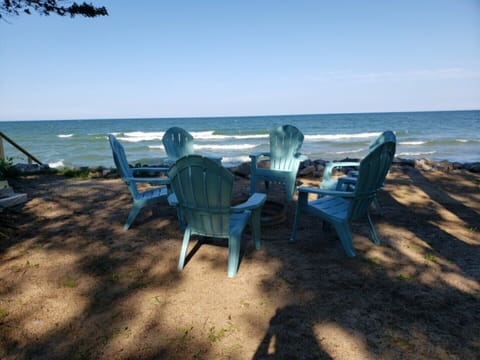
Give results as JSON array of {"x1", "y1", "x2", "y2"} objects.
[
  {"x1": 140, "y1": 186, "x2": 168, "y2": 200},
  {"x1": 308, "y1": 196, "x2": 349, "y2": 222}
]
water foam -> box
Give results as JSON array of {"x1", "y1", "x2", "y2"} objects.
[
  {"x1": 399, "y1": 141, "x2": 425, "y2": 145},
  {"x1": 397, "y1": 151, "x2": 436, "y2": 157},
  {"x1": 304, "y1": 132, "x2": 380, "y2": 141},
  {"x1": 119, "y1": 131, "x2": 165, "y2": 142},
  {"x1": 49, "y1": 160, "x2": 65, "y2": 168},
  {"x1": 194, "y1": 144, "x2": 257, "y2": 150},
  {"x1": 191, "y1": 131, "x2": 268, "y2": 140},
  {"x1": 334, "y1": 148, "x2": 365, "y2": 155}
]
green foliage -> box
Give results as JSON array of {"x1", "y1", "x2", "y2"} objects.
[
  {"x1": 0, "y1": 157, "x2": 20, "y2": 180},
  {"x1": 61, "y1": 275, "x2": 78, "y2": 288},
  {"x1": 111, "y1": 326, "x2": 131, "y2": 339},
  {"x1": 0, "y1": 307, "x2": 9, "y2": 320},
  {"x1": 424, "y1": 252, "x2": 438, "y2": 263},
  {"x1": 56, "y1": 167, "x2": 91, "y2": 179},
  {"x1": 0, "y1": 0, "x2": 108, "y2": 19},
  {"x1": 396, "y1": 274, "x2": 411, "y2": 281}
]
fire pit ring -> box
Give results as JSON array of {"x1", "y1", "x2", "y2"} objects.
[{"x1": 260, "y1": 199, "x2": 287, "y2": 226}]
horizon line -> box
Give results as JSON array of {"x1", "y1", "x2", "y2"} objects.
[{"x1": 0, "y1": 108, "x2": 478, "y2": 122}]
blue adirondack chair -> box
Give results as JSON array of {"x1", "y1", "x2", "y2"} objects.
[
  {"x1": 168, "y1": 155, "x2": 266, "y2": 278},
  {"x1": 250, "y1": 125, "x2": 306, "y2": 202},
  {"x1": 108, "y1": 134, "x2": 170, "y2": 230},
  {"x1": 290, "y1": 135, "x2": 396, "y2": 256},
  {"x1": 320, "y1": 130, "x2": 396, "y2": 215},
  {"x1": 162, "y1": 127, "x2": 222, "y2": 165},
  {"x1": 162, "y1": 127, "x2": 195, "y2": 165}
]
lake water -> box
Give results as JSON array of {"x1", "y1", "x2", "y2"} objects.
[{"x1": 1, "y1": 110, "x2": 479, "y2": 168}]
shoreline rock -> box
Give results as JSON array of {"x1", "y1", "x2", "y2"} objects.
[{"x1": 10, "y1": 157, "x2": 480, "y2": 180}]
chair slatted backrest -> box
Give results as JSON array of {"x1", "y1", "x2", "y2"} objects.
[
  {"x1": 269, "y1": 125, "x2": 304, "y2": 171},
  {"x1": 109, "y1": 134, "x2": 139, "y2": 197},
  {"x1": 168, "y1": 155, "x2": 234, "y2": 237},
  {"x1": 162, "y1": 127, "x2": 195, "y2": 162},
  {"x1": 349, "y1": 133, "x2": 396, "y2": 221}
]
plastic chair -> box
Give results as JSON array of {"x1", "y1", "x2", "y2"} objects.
[
  {"x1": 162, "y1": 127, "x2": 221, "y2": 165},
  {"x1": 108, "y1": 134, "x2": 170, "y2": 230},
  {"x1": 250, "y1": 125, "x2": 305, "y2": 202},
  {"x1": 290, "y1": 135, "x2": 396, "y2": 256},
  {"x1": 168, "y1": 155, "x2": 266, "y2": 277},
  {"x1": 320, "y1": 131, "x2": 396, "y2": 214}
]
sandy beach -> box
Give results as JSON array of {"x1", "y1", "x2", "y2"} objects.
[{"x1": 1, "y1": 161, "x2": 479, "y2": 359}]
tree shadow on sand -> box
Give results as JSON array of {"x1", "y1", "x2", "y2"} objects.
[
  {"x1": 1, "y1": 167, "x2": 479, "y2": 359},
  {"x1": 252, "y1": 166, "x2": 479, "y2": 359}
]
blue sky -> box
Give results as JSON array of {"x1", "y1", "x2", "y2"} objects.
[{"x1": 0, "y1": 0, "x2": 479, "y2": 120}]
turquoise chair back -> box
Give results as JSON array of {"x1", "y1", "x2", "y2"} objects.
[
  {"x1": 109, "y1": 134, "x2": 170, "y2": 230},
  {"x1": 348, "y1": 132, "x2": 396, "y2": 221},
  {"x1": 162, "y1": 127, "x2": 195, "y2": 163},
  {"x1": 269, "y1": 125, "x2": 304, "y2": 171},
  {"x1": 109, "y1": 134, "x2": 139, "y2": 196},
  {"x1": 168, "y1": 155, "x2": 233, "y2": 237}
]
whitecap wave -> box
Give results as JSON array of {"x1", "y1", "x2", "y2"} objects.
[
  {"x1": 400, "y1": 141, "x2": 425, "y2": 145},
  {"x1": 58, "y1": 134, "x2": 74, "y2": 138},
  {"x1": 194, "y1": 144, "x2": 257, "y2": 150},
  {"x1": 397, "y1": 151, "x2": 436, "y2": 156},
  {"x1": 119, "y1": 131, "x2": 165, "y2": 142},
  {"x1": 333, "y1": 148, "x2": 365, "y2": 155},
  {"x1": 191, "y1": 131, "x2": 268, "y2": 140},
  {"x1": 49, "y1": 160, "x2": 65, "y2": 168},
  {"x1": 220, "y1": 155, "x2": 251, "y2": 166},
  {"x1": 305, "y1": 132, "x2": 380, "y2": 141}
]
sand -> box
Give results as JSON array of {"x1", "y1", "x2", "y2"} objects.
[{"x1": 0, "y1": 163, "x2": 479, "y2": 359}]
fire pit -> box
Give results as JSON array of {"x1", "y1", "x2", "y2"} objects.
[
  {"x1": 260, "y1": 199, "x2": 287, "y2": 226},
  {"x1": 232, "y1": 194, "x2": 287, "y2": 227}
]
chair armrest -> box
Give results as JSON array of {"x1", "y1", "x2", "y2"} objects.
[
  {"x1": 167, "y1": 193, "x2": 178, "y2": 206},
  {"x1": 347, "y1": 170, "x2": 359, "y2": 177},
  {"x1": 337, "y1": 176, "x2": 358, "y2": 187},
  {"x1": 296, "y1": 153, "x2": 308, "y2": 161},
  {"x1": 231, "y1": 193, "x2": 267, "y2": 212},
  {"x1": 249, "y1": 152, "x2": 271, "y2": 164},
  {"x1": 322, "y1": 161, "x2": 361, "y2": 185},
  {"x1": 324, "y1": 161, "x2": 360, "y2": 174},
  {"x1": 297, "y1": 186, "x2": 355, "y2": 198}
]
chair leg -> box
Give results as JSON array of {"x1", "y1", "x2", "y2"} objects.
[
  {"x1": 285, "y1": 179, "x2": 295, "y2": 202},
  {"x1": 373, "y1": 196, "x2": 383, "y2": 216},
  {"x1": 124, "y1": 203, "x2": 142, "y2": 230},
  {"x1": 333, "y1": 221, "x2": 356, "y2": 257},
  {"x1": 176, "y1": 208, "x2": 186, "y2": 230},
  {"x1": 227, "y1": 235, "x2": 241, "y2": 278},
  {"x1": 178, "y1": 226, "x2": 192, "y2": 270},
  {"x1": 289, "y1": 195, "x2": 304, "y2": 242},
  {"x1": 250, "y1": 174, "x2": 257, "y2": 195},
  {"x1": 250, "y1": 210, "x2": 262, "y2": 250},
  {"x1": 367, "y1": 212, "x2": 381, "y2": 245}
]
